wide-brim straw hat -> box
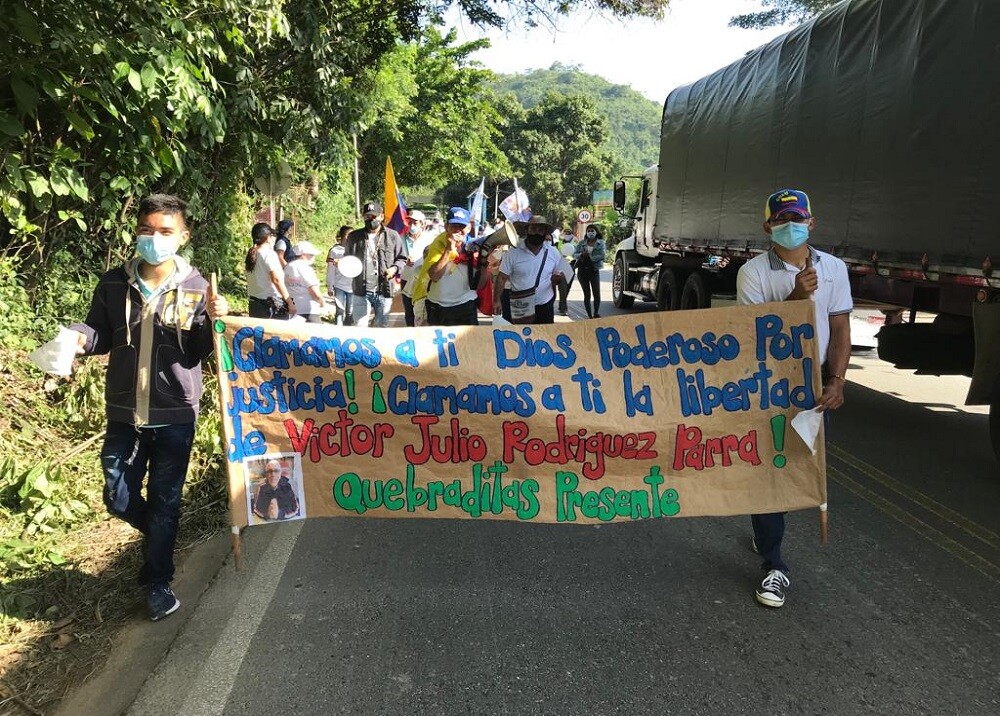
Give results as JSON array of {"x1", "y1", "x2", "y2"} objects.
[{"x1": 513, "y1": 215, "x2": 555, "y2": 236}]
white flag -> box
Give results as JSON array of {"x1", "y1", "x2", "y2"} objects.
[
  {"x1": 469, "y1": 178, "x2": 486, "y2": 238},
  {"x1": 499, "y1": 178, "x2": 531, "y2": 222}
]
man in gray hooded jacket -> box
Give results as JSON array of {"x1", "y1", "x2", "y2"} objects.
[{"x1": 71, "y1": 194, "x2": 229, "y2": 621}]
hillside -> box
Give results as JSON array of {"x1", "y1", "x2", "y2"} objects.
[{"x1": 492, "y1": 64, "x2": 662, "y2": 173}]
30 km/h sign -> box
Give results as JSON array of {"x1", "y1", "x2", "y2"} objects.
[{"x1": 577, "y1": 209, "x2": 593, "y2": 223}]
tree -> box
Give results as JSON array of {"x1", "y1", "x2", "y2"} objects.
[
  {"x1": 355, "y1": 27, "x2": 510, "y2": 200},
  {"x1": 729, "y1": 0, "x2": 841, "y2": 29},
  {"x1": 502, "y1": 93, "x2": 615, "y2": 225}
]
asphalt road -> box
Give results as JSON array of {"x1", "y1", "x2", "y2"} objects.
[{"x1": 123, "y1": 270, "x2": 1000, "y2": 716}]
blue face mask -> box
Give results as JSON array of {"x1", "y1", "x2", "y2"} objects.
[
  {"x1": 770, "y1": 221, "x2": 809, "y2": 249},
  {"x1": 136, "y1": 233, "x2": 180, "y2": 265}
]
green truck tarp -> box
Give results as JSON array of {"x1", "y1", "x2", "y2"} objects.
[{"x1": 656, "y1": 0, "x2": 999, "y2": 274}]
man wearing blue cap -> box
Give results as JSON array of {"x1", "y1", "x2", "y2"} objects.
[
  {"x1": 421, "y1": 206, "x2": 488, "y2": 326},
  {"x1": 736, "y1": 188, "x2": 852, "y2": 608}
]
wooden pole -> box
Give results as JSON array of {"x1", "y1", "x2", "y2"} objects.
[
  {"x1": 820, "y1": 502, "x2": 829, "y2": 545},
  {"x1": 211, "y1": 273, "x2": 243, "y2": 570}
]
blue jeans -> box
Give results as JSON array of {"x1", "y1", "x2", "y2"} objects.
[
  {"x1": 751, "y1": 512, "x2": 788, "y2": 574},
  {"x1": 101, "y1": 421, "x2": 195, "y2": 585},
  {"x1": 352, "y1": 290, "x2": 391, "y2": 328},
  {"x1": 330, "y1": 287, "x2": 353, "y2": 325}
]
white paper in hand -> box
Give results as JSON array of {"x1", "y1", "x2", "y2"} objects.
[
  {"x1": 791, "y1": 408, "x2": 824, "y2": 455},
  {"x1": 492, "y1": 314, "x2": 512, "y2": 326},
  {"x1": 29, "y1": 326, "x2": 81, "y2": 376}
]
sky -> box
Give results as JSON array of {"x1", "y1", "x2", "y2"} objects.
[{"x1": 448, "y1": 0, "x2": 792, "y2": 102}]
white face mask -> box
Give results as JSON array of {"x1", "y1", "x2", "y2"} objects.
[{"x1": 136, "y1": 233, "x2": 180, "y2": 265}]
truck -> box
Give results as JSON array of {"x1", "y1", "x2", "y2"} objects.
[{"x1": 611, "y1": 0, "x2": 1000, "y2": 461}]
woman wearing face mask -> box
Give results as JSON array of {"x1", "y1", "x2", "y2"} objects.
[
  {"x1": 245, "y1": 222, "x2": 296, "y2": 319},
  {"x1": 573, "y1": 225, "x2": 607, "y2": 318}
]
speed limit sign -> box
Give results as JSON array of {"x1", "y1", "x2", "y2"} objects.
[{"x1": 577, "y1": 209, "x2": 593, "y2": 222}]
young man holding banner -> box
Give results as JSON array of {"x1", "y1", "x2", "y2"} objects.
[
  {"x1": 70, "y1": 194, "x2": 229, "y2": 621},
  {"x1": 736, "y1": 189, "x2": 852, "y2": 608}
]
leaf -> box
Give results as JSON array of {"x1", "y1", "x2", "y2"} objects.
[
  {"x1": 14, "y1": 5, "x2": 41, "y2": 46},
  {"x1": 140, "y1": 63, "x2": 158, "y2": 90},
  {"x1": 113, "y1": 61, "x2": 131, "y2": 83},
  {"x1": 25, "y1": 172, "x2": 50, "y2": 197},
  {"x1": 128, "y1": 69, "x2": 142, "y2": 92},
  {"x1": 64, "y1": 110, "x2": 95, "y2": 140},
  {"x1": 47, "y1": 550, "x2": 67, "y2": 565},
  {"x1": 11, "y1": 77, "x2": 39, "y2": 116},
  {"x1": 0, "y1": 111, "x2": 25, "y2": 136}
]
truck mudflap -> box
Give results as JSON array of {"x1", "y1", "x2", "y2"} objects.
[
  {"x1": 876, "y1": 321, "x2": 974, "y2": 376},
  {"x1": 966, "y1": 303, "x2": 1000, "y2": 407}
]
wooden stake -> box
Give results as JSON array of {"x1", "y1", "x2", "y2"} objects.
[
  {"x1": 231, "y1": 525, "x2": 243, "y2": 570},
  {"x1": 819, "y1": 502, "x2": 829, "y2": 545}
]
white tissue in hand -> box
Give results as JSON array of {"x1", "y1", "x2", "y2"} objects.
[
  {"x1": 29, "y1": 326, "x2": 80, "y2": 376},
  {"x1": 791, "y1": 408, "x2": 824, "y2": 455}
]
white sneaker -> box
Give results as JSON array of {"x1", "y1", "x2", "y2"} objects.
[{"x1": 755, "y1": 569, "x2": 790, "y2": 608}]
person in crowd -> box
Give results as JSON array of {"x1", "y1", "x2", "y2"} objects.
[
  {"x1": 284, "y1": 241, "x2": 325, "y2": 323},
  {"x1": 415, "y1": 207, "x2": 488, "y2": 326},
  {"x1": 252, "y1": 459, "x2": 300, "y2": 521},
  {"x1": 246, "y1": 222, "x2": 296, "y2": 319},
  {"x1": 273, "y1": 218, "x2": 296, "y2": 268},
  {"x1": 494, "y1": 216, "x2": 564, "y2": 324},
  {"x1": 736, "y1": 188, "x2": 852, "y2": 608},
  {"x1": 556, "y1": 230, "x2": 576, "y2": 317},
  {"x1": 400, "y1": 210, "x2": 434, "y2": 327},
  {"x1": 70, "y1": 194, "x2": 229, "y2": 621},
  {"x1": 573, "y1": 225, "x2": 607, "y2": 318},
  {"x1": 326, "y1": 225, "x2": 355, "y2": 325},
  {"x1": 344, "y1": 201, "x2": 407, "y2": 328}
]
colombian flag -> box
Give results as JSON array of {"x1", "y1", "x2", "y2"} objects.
[{"x1": 384, "y1": 156, "x2": 409, "y2": 235}]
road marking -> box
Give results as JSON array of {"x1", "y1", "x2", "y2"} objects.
[
  {"x1": 178, "y1": 522, "x2": 303, "y2": 716},
  {"x1": 828, "y1": 444, "x2": 1000, "y2": 551},
  {"x1": 829, "y1": 466, "x2": 1000, "y2": 584}
]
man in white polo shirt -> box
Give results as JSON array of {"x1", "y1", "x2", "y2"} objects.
[{"x1": 736, "y1": 188, "x2": 852, "y2": 609}]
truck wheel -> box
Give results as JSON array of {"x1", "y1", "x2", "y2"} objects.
[
  {"x1": 613, "y1": 256, "x2": 634, "y2": 309},
  {"x1": 991, "y1": 402, "x2": 1000, "y2": 464},
  {"x1": 680, "y1": 271, "x2": 711, "y2": 310},
  {"x1": 656, "y1": 268, "x2": 682, "y2": 311}
]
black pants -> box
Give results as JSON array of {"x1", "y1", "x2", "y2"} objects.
[
  {"x1": 426, "y1": 299, "x2": 479, "y2": 326},
  {"x1": 579, "y1": 268, "x2": 601, "y2": 317},
  {"x1": 534, "y1": 298, "x2": 555, "y2": 325}
]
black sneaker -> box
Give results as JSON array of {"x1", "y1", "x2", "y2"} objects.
[
  {"x1": 755, "y1": 569, "x2": 789, "y2": 608},
  {"x1": 147, "y1": 584, "x2": 180, "y2": 621}
]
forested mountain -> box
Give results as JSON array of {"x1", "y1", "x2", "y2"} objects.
[{"x1": 492, "y1": 64, "x2": 662, "y2": 174}]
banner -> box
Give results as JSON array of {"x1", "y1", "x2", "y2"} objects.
[
  {"x1": 215, "y1": 301, "x2": 825, "y2": 528},
  {"x1": 384, "y1": 157, "x2": 409, "y2": 235}
]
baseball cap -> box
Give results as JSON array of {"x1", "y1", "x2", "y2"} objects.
[
  {"x1": 362, "y1": 201, "x2": 383, "y2": 216},
  {"x1": 409, "y1": 209, "x2": 426, "y2": 222},
  {"x1": 765, "y1": 189, "x2": 812, "y2": 221},
  {"x1": 446, "y1": 206, "x2": 471, "y2": 226}
]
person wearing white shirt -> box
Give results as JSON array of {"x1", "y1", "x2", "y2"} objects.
[
  {"x1": 495, "y1": 216, "x2": 565, "y2": 324},
  {"x1": 400, "y1": 210, "x2": 434, "y2": 326},
  {"x1": 424, "y1": 207, "x2": 484, "y2": 326},
  {"x1": 284, "y1": 241, "x2": 324, "y2": 323},
  {"x1": 326, "y1": 225, "x2": 355, "y2": 325},
  {"x1": 735, "y1": 188, "x2": 852, "y2": 610},
  {"x1": 246, "y1": 223, "x2": 296, "y2": 319}
]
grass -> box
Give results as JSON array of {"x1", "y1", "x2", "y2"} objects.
[{"x1": 0, "y1": 342, "x2": 230, "y2": 715}]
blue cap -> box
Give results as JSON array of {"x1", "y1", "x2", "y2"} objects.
[
  {"x1": 446, "y1": 206, "x2": 471, "y2": 226},
  {"x1": 766, "y1": 189, "x2": 812, "y2": 220}
]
